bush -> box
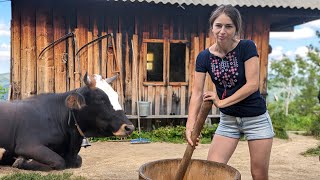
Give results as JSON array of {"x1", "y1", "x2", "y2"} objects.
[
  {"x1": 268, "y1": 102, "x2": 289, "y2": 139},
  {"x1": 301, "y1": 144, "x2": 320, "y2": 157},
  {"x1": 286, "y1": 114, "x2": 313, "y2": 131},
  {"x1": 309, "y1": 116, "x2": 320, "y2": 138}
]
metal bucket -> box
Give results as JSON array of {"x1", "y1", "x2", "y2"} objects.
[
  {"x1": 139, "y1": 158, "x2": 241, "y2": 180},
  {"x1": 138, "y1": 101, "x2": 150, "y2": 117}
]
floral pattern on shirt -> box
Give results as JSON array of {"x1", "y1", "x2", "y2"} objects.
[{"x1": 210, "y1": 51, "x2": 239, "y2": 89}]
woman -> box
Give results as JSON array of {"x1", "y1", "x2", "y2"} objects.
[{"x1": 186, "y1": 4, "x2": 274, "y2": 180}]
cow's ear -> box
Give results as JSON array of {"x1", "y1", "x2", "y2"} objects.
[{"x1": 65, "y1": 92, "x2": 86, "y2": 110}]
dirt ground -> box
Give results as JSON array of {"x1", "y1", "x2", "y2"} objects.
[{"x1": 0, "y1": 132, "x2": 319, "y2": 180}]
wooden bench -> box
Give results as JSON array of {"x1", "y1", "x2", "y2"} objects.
[
  {"x1": 126, "y1": 114, "x2": 220, "y2": 131},
  {"x1": 126, "y1": 114, "x2": 220, "y2": 119}
]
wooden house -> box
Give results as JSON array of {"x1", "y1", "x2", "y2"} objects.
[{"x1": 10, "y1": 0, "x2": 320, "y2": 126}]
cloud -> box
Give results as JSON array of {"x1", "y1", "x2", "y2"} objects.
[
  {"x1": 269, "y1": 46, "x2": 309, "y2": 60},
  {"x1": 294, "y1": 46, "x2": 308, "y2": 58},
  {"x1": 269, "y1": 46, "x2": 284, "y2": 60},
  {"x1": 0, "y1": 43, "x2": 10, "y2": 49},
  {"x1": 0, "y1": 50, "x2": 10, "y2": 61},
  {"x1": 0, "y1": 23, "x2": 10, "y2": 37},
  {"x1": 0, "y1": 43, "x2": 10, "y2": 62},
  {"x1": 301, "y1": 19, "x2": 320, "y2": 29},
  {"x1": 270, "y1": 27, "x2": 315, "y2": 40}
]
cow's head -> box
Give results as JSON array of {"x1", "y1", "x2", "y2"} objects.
[{"x1": 66, "y1": 73, "x2": 134, "y2": 137}]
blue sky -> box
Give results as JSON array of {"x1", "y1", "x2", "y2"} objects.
[{"x1": 0, "y1": 1, "x2": 319, "y2": 74}]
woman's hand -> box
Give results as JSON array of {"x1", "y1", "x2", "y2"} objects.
[
  {"x1": 203, "y1": 91, "x2": 221, "y2": 108},
  {"x1": 185, "y1": 129, "x2": 200, "y2": 147}
]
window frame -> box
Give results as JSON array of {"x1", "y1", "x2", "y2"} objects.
[{"x1": 142, "y1": 39, "x2": 189, "y2": 86}]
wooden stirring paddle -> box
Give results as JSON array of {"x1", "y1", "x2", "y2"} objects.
[{"x1": 175, "y1": 100, "x2": 214, "y2": 180}]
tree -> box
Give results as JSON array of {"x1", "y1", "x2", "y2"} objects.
[
  {"x1": 292, "y1": 31, "x2": 320, "y2": 115},
  {"x1": 268, "y1": 30, "x2": 320, "y2": 116},
  {"x1": 0, "y1": 85, "x2": 8, "y2": 100},
  {"x1": 268, "y1": 56, "x2": 299, "y2": 116}
]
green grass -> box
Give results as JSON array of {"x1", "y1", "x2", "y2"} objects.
[
  {"x1": 0, "y1": 172, "x2": 85, "y2": 180},
  {"x1": 301, "y1": 144, "x2": 320, "y2": 157},
  {"x1": 91, "y1": 125, "x2": 218, "y2": 144}
]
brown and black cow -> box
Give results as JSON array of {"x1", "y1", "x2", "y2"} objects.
[{"x1": 0, "y1": 73, "x2": 134, "y2": 171}]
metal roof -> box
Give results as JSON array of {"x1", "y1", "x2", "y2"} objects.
[{"x1": 121, "y1": 0, "x2": 320, "y2": 10}]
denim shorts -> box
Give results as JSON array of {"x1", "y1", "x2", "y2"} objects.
[{"x1": 215, "y1": 111, "x2": 275, "y2": 140}]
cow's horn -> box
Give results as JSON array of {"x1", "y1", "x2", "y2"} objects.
[
  {"x1": 105, "y1": 73, "x2": 119, "y2": 84},
  {"x1": 83, "y1": 72, "x2": 91, "y2": 86}
]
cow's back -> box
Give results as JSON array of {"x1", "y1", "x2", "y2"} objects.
[{"x1": 0, "y1": 94, "x2": 70, "y2": 152}]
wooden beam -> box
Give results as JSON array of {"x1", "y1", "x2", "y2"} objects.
[
  {"x1": 127, "y1": 114, "x2": 220, "y2": 119},
  {"x1": 53, "y1": 9, "x2": 67, "y2": 93},
  {"x1": 116, "y1": 33, "x2": 124, "y2": 107},
  {"x1": 260, "y1": 15, "x2": 271, "y2": 97},
  {"x1": 124, "y1": 32, "x2": 132, "y2": 104},
  {"x1": 93, "y1": 18, "x2": 100, "y2": 74},
  {"x1": 131, "y1": 35, "x2": 139, "y2": 114},
  {"x1": 36, "y1": 7, "x2": 52, "y2": 94},
  {"x1": 11, "y1": 2, "x2": 21, "y2": 100},
  {"x1": 21, "y1": 7, "x2": 36, "y2": 98}
]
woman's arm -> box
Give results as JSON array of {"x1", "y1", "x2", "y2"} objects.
[
  {"x1": 186, "y1": 72, "x2": 206, "y2": 145},
  {"x1": 203, "y1": 56, "x2": 260, "y2": 108}
]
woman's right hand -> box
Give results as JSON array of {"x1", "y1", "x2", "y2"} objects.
[{"x1": 185, "y1": 128, "x2": 200, "y2": 147}]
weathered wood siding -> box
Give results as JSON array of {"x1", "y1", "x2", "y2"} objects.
[{"x1": 11, "y1": 0, "x2": 270, "y2": 116}]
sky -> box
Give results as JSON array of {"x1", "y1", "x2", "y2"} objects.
[{"x1": 0, "y1": 2, "x2": 320, "y2": 74}]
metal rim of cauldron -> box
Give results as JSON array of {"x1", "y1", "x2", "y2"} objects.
[{"x1": 139, "y1": 158, "x2": 241, "y2": 180}]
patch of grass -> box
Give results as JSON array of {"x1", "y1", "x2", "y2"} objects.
[
  {"x1": 91, "y1": 124, "x2": 218, "y2": 144},
  {"x1": 0, "y1": 172, "x2": 85, "y2": 180},
  {"x1": 309, "y1": 117, "x2": 320, "y2": 138},
  {"x1": 301, "y1": 144, "x2": 320, "y2": 157}
]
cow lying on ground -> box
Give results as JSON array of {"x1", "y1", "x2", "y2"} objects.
[{"x1": 0, "y1": 73, "x2": 134, "y2": 171}]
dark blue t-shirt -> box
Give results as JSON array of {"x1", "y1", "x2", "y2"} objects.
[{"x1": 196, "y1": 40, "x2": 266, "y2": 117}]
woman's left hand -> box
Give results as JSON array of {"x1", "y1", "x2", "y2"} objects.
[{"x1": 203, "y1": 91, "x2": 221, "y2": 108}]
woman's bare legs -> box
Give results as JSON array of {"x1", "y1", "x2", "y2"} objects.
[
  {"x1": 207, "y1": 134, "x2": 239, "y2": 163},
  {"x1": 248, "y1": 138, "x2": 273, "y2": 180}
]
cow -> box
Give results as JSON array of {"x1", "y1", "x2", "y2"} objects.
[{"x1": 0, "y1": 73, "x2": 134, "y2": 171}]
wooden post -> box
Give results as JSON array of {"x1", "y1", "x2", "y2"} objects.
[
  {"x1": 259, "y1": 15, "x2": 270, "y2": 98},
  {"x1": 116, "y1": 33, "x2": 124, "y2": 107},
  {"x1": 125, "y1": 32, "x2": 132, "y2": 109},
  {"x1": 188, "y1": 37, "x2": 199, "y2": 102},
  {"x1": 53, "y1": 10, "x2": 67, "y2": 93},
  {"x1": 131, "y1": 35, "x2": 139, "y2": 115},
  {"x1": 21, "y1": 7, "x2": 36, "y2": 98},
  {"x1": 93, "y1": 18, "x2": 100, "y2": 74},
  {"x1": 101, "y1": 31, "x2": 107, "y2": 78},
  {"x1": 11, "y1": 2, "x2": 21, "y2": 100},
  {"x1": 87, "y1": 31, "x2": 93, "y2": 75}
]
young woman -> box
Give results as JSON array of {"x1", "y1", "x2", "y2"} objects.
[{"x1": 186, "y1": 4, "x2": 274, "y2": 180}]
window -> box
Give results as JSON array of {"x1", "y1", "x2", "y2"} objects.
[
  {"x1": 170, "y1": 43, "x2": 186, "y2": 82},
  {"x1": 146, "y1": 42, "x2": 163, "y2": 81},
  {"x1": 143, "y1": 39, "x2": 188, "y2": 85}
]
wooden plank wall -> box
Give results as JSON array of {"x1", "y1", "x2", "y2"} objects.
[
  {"x1": 11, "y1": 1, "x2": 270, "y2": 116},
  {"x1": 243, "y1": 12, "x2": 270, "y2": 97}
]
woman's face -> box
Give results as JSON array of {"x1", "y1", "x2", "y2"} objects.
[{"x1": 211, "y1": 13, "x2": 236, "y2": 43}]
